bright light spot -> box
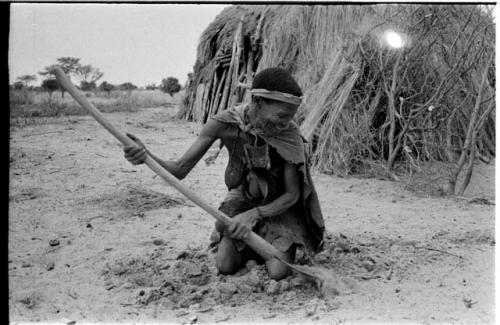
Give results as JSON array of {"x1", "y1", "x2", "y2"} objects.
[{"x1": 385, "y1": 31, "x2": 404, "y2": 48}]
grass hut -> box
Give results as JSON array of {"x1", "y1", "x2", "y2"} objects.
[{"x1": 179, "y1": 4, "x2": 495, "y2": 193}]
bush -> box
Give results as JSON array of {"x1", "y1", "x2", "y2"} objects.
[{"x1": 10, "y1": 89, "x2": 184, "y2": 122}]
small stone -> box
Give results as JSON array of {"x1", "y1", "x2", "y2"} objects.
[
  {"x1": 266, "y1": 280, "x2": 280, "y2": 295},
  {"x1": 335, "y1": 240, "x2": 350, "y2": 251},
  {"x1": 315, "y1": 253, "x2": 329, "y2": 264},
  {"x1": 46, "y1": 262, "x2": 55, "y2": 271},
  {"x1": 283, "y1": 291, "x2": 297, "y2": 300},
  {"x1": 362, "y1": 261, "x2": 375, "y2": 272},
  {"x1": 21, "y1": 262, "x2": 31, "y2": 268},
  {"x1": 176, "y1": 310, "x2": 189, "y2": 317},
  {"x1": 290, "y1": 276, "x2": 306, "y2": 287},
  {"x1": 247, "y1": 270, "x2": 262, "y2": 287},
  {"x1": 153, "y1": 239, "x2": 165, "y2": 246},
  {"x1": 111, "y1": 265, "x2": 127, "y2": 276},
  {"x1": 219, "y1": 283, "x2": 238, "y2": 295},
  {"x1": 185, "y1": 263, "x2": 203, "y2": 277},
  {"x1": 238, "y1": 284, "x2": 254, "y2": 294},
  {"x1": 395, "y1": 288, "x2": 401, "y2": 293},
  {"x1": 245, "y1": 260, "x2": 258, "y2": 271},
  {"x1": 463, "y1": 297, "x2": 476, "y2": 308},
  {"x1": 333, "y1": 247, "x2": 343, "y2": 256},
  {"x1": 263, "y1": 313, "x2": 277, "y2": 319},
  {"x1": 305, "y1": 305, "x2": 317, "y2": 317},
  {"x1": 176, "y1": 251, "x2": 190, "y2": 259},
  {"x1": 195, "y1": 252, "x2": 207, "y2": 259},
  {"x1": 280, "y1": 280, "x2": 291, "y2": 292},
  {"x1": 86, "y1": 223, "x2": 92, "y2": 228},
  {"x1": 139, "y1": 290, "x2": 145, "y2": 296},
  {"x1": 49, "y1": 239, "x2": 60, "y2": 247}
]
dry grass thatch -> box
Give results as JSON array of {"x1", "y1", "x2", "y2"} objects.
[{"x1": 179, "y1": 4, "x2": 495, "y2": 183}]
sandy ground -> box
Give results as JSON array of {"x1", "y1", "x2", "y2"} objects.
[{"x1": 9, "y1": 107, "x2": 495, "y2": 324}]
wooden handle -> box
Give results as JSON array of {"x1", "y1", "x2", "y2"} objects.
[{"x1": 51, "y1": 66, "x2": 283, "y2": 261}]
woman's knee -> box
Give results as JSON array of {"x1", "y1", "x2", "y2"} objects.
[
  {"x1": 266, "y1": 259, "x2": 291, "y2": 280},
  {"x1": 216, "y1": 237, "x2": 243, "y2": 275},
  {"x1": 266, "y1": 245, "x2": 296, "y2": 280}
]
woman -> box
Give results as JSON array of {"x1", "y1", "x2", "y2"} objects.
[{"x1": 124, "y1": 68, "x2": 324, "y2": 280}]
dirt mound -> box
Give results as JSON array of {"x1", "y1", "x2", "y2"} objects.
[
  {"x1": 99, "y1": 230, "x2": 476, "y2": 313},
  {"x1": 311, "y1": 232, "x2": 468, "y2": 283},
  {"x1": 101, "y1": 245, "x2": 322, "y2": 311}
]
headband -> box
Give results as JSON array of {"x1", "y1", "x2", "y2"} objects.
[{"x1": 250, "y1": 88, "x2": 303, "y2": 106}]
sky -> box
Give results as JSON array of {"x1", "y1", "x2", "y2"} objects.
[{"x1": 9, "y1": 3, "x2": 228, "y2": 87}]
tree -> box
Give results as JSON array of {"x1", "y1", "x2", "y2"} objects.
[
  {"x1": 145, "y1": 83, "x2": 158, "y2": 90},
  {"x1": 118, "y1": 82, "x2": 138, "y2": 91},
  {"x1": 80, "y1": 81, "x2": 97, "y2": 91},
  {"x1": 11, "y1": 81, "x2": 25, "y2": 90},
  {"x1": 41, "y1": 78, "x2": 60, "y2": 100},
  {"x1": 56, "y1": 57, "x2": 81, "y2": 74},
  {"x1": 16, "y1": 75, "x2": 37, "y2": 89},
  {"x1": 39, "y1": 57, "x2": 81, "y2": 98},
  {"x1": 160, "y1": 77, "x2": 181, "y2": 97},
  {"x1": 98, "y1": 81, "x2": 116, "y2": 95},
  {"x1": 76, "y1": 64, "x2": 104, "y2": 85}
]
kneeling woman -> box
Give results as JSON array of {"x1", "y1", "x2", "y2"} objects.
[{"x1": 124, "y1": 68, "x2": 324, "y2": 280}]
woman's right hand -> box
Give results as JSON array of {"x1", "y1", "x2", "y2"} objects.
[{"x1": 124, "y1": 133, "x2": 147, "y2": 165}]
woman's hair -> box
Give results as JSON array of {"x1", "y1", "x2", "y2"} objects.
[{"x1": 252, "y1": 68, "x2": 303, "y2": 97}]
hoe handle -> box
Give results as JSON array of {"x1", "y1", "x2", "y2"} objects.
[{"x1": 51, "y1": 66, "x2": 285, "y2": 261}]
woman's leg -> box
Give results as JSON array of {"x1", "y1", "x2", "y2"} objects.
[
  {"x1": 265, "y1": 245, "x2": 296, "y2": 280},
  {"x1": 216, "y1": 236, "x2": 246, "y2": 275}
]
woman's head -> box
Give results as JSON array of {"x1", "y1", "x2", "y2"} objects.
[{"x1": 249, "y1": 68, "x2": 302, "y2": 136}]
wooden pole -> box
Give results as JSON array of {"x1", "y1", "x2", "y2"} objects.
[
  {"x1": 206, "y1": 70, "x2": 219, "y2": 120},
  {"x1": 228, "y1": 16, "x2": 244, "y2": 108},
  {"x1": 243, "y1": 9, "x2": 266, "y2": 103},
  {"x1": 210, "y1": 69, "x2": 227, "y2": 117},
  {"x1": 218, "y1": 15, "x2": 244, "y2": 113},
  {"x1": 51, "y1": 66, "x2": 332, "y2": 283}
]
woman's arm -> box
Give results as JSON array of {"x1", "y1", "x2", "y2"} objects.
[
  {"x1": 257, "y1": 162, "x2": 300, "y2": 217},
  {"x1": 227, "y1": 162, "x2": 301, "y2": 240},
  {"x1": 124, "y1": 119, "x2": 224, "y2": 180}
]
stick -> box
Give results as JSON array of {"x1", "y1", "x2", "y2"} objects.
[
  {"x1": 51, "y1": 66, "x2": 324, "y2": 282},
  {"x1": 228, "y1": 15, "x2": 244, "y2": 108},
  {"x1": 210, "y1": 69, "x2": 227, "y2": 116},
  {"x1": 207, "y1": 70, "x2": 219, "y2": 117},
  {"x1": 414, "y1": 246, "x2": 464, "y2": 259},
  {"x1": 218, "y1": 15, "x2": 244, "y2": 112},
  {"x1": 22, "y1": 130, "x2": 64, "y2": 137}
]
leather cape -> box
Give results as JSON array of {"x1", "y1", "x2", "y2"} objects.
[{"x1": 211, "y1": 104, "x2": 325, "y2": 251}]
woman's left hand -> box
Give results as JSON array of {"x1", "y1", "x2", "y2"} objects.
[{"x1": 227, "y1": 208, "x2": 261, "y2": 240}]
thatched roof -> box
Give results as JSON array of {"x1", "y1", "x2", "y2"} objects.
[{"x1": 179, "y1": 4, "x2": 495, "y2": 178}]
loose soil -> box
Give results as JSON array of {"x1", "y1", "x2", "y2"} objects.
[{"x1": 9, "y1": 107, "x2": 495, "y2": 324}]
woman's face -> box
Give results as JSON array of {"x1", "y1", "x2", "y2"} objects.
[{"x1": 251, "y1": 99, "x2": 298, "y2": 137}]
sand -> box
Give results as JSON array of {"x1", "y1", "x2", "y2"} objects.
[{"x1": 9, "y1": 107, "x2": 495, "y2": 324}]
